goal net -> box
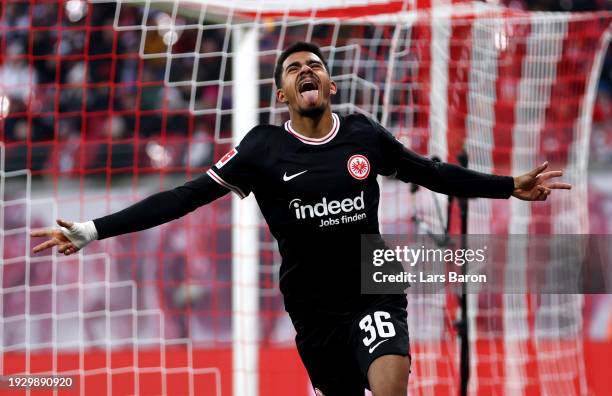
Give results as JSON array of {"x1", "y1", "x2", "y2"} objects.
[{"x1": 1, "y1": 0, "x2": 610, "y2": 395}]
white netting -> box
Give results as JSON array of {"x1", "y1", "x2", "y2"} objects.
[{"x1": 0, "y1": 142, "x2": 223, "y2": 394}]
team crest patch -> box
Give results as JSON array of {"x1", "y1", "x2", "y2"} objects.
[
  {"x1": 347, "y1": 154, "x2": 370, "y2": 180},
  {"x1": 215, "y1": 148, "x2": 237, "y2": 169}
]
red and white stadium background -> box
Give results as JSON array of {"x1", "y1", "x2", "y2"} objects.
[{"x1": 1, "y1": 0, "x2": 611, "y2": 395}]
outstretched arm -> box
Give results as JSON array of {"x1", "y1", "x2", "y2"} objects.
[
  {"x1": 393, "y1": 148, "x2": 514, "y2": 198},
  {"x1": 31, "y1": 173, "x2": 229, "y2": 256},
  {"x1": 372, "y1": 115, "x2": 571, "y2": 200},
  {"x1": 393, "y1": 148, "x2": 570, "y2": 200}
]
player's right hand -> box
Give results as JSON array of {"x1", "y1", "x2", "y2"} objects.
[{"x1": 31, "y1": 219, "x2": 97, "y2": 256}]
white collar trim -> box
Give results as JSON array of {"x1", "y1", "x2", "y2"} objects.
[{"x1": 284, "y1": 113, "x2": 340, "y2": 145}]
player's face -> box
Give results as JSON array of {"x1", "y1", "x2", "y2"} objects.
[{"x1": 276, "y1": 51, "x2": 337, "y2": 117}]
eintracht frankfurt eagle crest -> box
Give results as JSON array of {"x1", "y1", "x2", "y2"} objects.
[{"x1": 347, "y1": 154, "x2": 370, "y2": 180}]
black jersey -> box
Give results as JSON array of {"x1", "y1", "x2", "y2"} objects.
[
  {"x1": 206, "y1": 113, "x2": 513, "y2": 311},
  {"x1": 94, "y1": 113, "x2": 514, "y2": 313}
]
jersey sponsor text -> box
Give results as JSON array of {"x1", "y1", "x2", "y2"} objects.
[{"x1": 289, "y1": 192, "x2": 367, "y2": 227}]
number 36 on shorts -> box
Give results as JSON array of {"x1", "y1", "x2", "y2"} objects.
[{"x1": 358, "y1": 311, "x2": 396, "y2": 347}]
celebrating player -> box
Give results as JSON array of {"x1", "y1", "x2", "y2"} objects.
[{"x1": 31, "y1": 42, "x2": 571, "y2": 396}]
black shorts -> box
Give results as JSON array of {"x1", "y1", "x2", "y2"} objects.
[{"x1": 289, "y1": 295, "x2": 410, "y2": 396}]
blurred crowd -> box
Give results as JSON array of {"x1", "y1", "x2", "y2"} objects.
[{"x1": 1, "y1": 2, "x2": 225, "y2": 172}]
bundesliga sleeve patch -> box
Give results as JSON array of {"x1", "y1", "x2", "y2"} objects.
[{"x1": 215, "y1": 148, "x2": 238, "y2": 169}]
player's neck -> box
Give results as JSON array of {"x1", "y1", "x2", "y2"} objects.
[{"x1": 288, "y1": 108, "x2": 334, "y2": 139}]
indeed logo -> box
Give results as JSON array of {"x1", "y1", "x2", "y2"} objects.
[{"x1": 289, "y1": 192, "x2": 365, "y2": 219}]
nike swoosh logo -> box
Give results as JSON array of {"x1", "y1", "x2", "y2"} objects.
[
  {"x1": 283, "y1": 170, "x2": 308, "y2": 181},
  {"x1": 368, "y1": 339, "x2": 390, "y2": 354}
]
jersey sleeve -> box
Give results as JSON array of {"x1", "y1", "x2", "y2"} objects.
[
  {"x1": 363, "y1": 116, "x2": 408, "y2": 177},
  {"x1": 369, "y1": 117, "x2": 514, "y2": 199},
  {"x1": 206, "y1": 126, "x2": 263, "y2": 199},
  {"x1": 93, "y1": 173, "x2": 229, "y2": 240}
]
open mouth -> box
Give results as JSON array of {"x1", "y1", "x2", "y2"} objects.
[
  {"x1": 298, "y1": 78, "x2": 319, "y2": 104},
  {"x1": 298, "y1": 79, "x2": 318, "y2": 93}
]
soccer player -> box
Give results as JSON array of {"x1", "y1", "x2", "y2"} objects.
[{"x1": 31, "y1": 42, "x2": 571, "y2": 396}]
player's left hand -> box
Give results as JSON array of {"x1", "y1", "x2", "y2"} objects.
[{"x1": 512, "y1": 161, "x2": 572, "y2": 201}]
